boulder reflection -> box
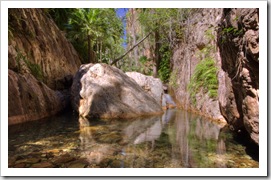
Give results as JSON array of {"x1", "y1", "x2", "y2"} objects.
[{"x1": 78, "y1": 109, "x2": 227, "y2": 167}]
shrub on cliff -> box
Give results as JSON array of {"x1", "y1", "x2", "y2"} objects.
[{"x1": 188, "y1": 57, "x2": 218, "y2": 105}]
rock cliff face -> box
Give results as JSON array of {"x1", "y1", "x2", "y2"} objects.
[
  {"x1": 8, "y1": 70, "x2": 66, "y2": 125},
  {"x1": 8, "y1": 8, "x2": 81, "y2": 90},
  {"x1": 8, "y1": 8, "x2": 81, "y2": 125},
  {"x1": 217, "y1": 8, "x2": 259, "y2": 144},
  {"x1": 171, "y1": 8, "x2": 259, "y2": 144},
  {"x1": 171, "y1": 9, "x2": 225, "y2": 122}
]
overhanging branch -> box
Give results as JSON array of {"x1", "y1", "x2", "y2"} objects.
[{"x1": 110, "y1": 32, "x2": 152, "y2": 65}]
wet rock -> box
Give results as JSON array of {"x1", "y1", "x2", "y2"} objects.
[
  {"x1": 31, "y1": 162, "x2": 54, "y2": 168},
  {"x1": 71, "y1": 63, "x2": 163, "y2": 120},
  {"x1": 97, "y1": 132, "x2": 122, "y2": 144},
  {"x1": 109, "y1": 159, "x2": 122, "y2": 168},
  {"x1": 15, "y1": 157, "x2": 41, "y2": 164},
  {"x1": 68, "y1": 159, "x2": 89, "y2": 168},
  {"x1": 162, "y1": 94, "x2": 176, "y2": 109},
  {"x1": 13, "y1": 163, "x2": 26, "y2": 168},
  {"x1": 52, "y1": 153, "x2": 75, "y2": 165}
]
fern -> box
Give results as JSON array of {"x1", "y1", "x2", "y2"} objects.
[{"x1": 188, "y1": 58, "x2": 218, "y2": 105}]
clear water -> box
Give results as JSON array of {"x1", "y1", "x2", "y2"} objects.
[{"x1": 8, "y1": 109, "x2": 259, "y2": 168}]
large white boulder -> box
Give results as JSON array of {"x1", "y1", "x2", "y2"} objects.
[{"x1": 71, "y1": 63, "x2": 163, "y2": 119}]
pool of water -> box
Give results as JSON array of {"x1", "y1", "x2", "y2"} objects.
[{"x1": 8, "y1": 109, "x2": 259, "y2": 168}]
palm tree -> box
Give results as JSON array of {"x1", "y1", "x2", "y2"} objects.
[{"x1": 69, "y1": 8, "x2": 102, "y2": 63}]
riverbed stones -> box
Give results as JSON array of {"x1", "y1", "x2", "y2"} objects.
[
  {"x1": 71, "y1": 63, "x2": 163, "y2": 120},
  {"x1": 51, "y1": 153, "x2": 75, "y2": 165},
  {"x1": 31, "y1": 162, "x2": 54, "y2": 168}
]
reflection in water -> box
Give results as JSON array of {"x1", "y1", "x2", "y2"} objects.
[{"x1": 8, "y1": 109, "x2": 259, "y2": 168}]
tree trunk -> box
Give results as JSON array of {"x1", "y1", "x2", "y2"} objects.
[
  {"x1": 100, "y1": 41, "x2": 102, "y2": 62},
  {"x1": 88, "y1": 34, "x2": 92, "y2": 63},
  {"x1": 153, "y1": 29, "x2": 160, "y2": 78},
  {"x1": 131, "y1": 8, "x2": 139, "y2": 66}
]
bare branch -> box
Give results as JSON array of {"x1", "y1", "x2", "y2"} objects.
[{"x1": 110, "y1": 32, "x2": 152, "y2": 65}]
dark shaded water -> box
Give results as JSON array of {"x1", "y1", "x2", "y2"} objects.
[{"x1": 8, "y1": 109, "x2": 259, "y2": 168}]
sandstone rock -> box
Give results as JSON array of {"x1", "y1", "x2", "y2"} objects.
[
  {"x1": 13, "y1": 163, "x2": 26, "y2": 168},
  {"x1": 51, "y1": 153, "x2": 75, "y2": 165},
  {"x1": 15, "y1": 157, "x2": 40, "y2": 164},
  {"x1": 171, "y1": 9, "x2": 225, "y2": 121},
  {"x1": 31, "y1": 162, "x2": 54, "y2": 168},
  {"x1": 68, "y1": 159, "x2": 89, "y2": 168},
  {"x1": 8, "y1": 8, "x2": 81, "y2": 90},
  {"x1": 71, "y1": 63, "x2": 163, "y2": 120},
  {"x1": 218, "y1": 8, "x2": 259, "y2": 145},
  {"x1": 126, "y1": 72, "x2": 164, "y2": 106},
  {"x1": 8, "y1": 69, "x2": 66, "y2": 125}
]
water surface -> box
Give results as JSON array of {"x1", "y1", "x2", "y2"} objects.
[{"x1": 8, "y1": 109, "x2": 259, "y2": 168}]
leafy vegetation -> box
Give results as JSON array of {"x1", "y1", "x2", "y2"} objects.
[
  {"x1": 122, "y1": 9, "x2": 199, "y2": 78},
  {"x1": 188, "y1": 57, "x2": 218, "y2": 104},
  {"x1": 221, "y1": 26, "x2": 243, "y2": 43},
  {"x1": 169, "y1": 69, "x2": 179, "y2": 88},
  {"x1": 47, "y1": 8, "x2": 124, "y2": 64},
  {"x1": 16, "y1": 52, "x2": 44, "y2": 81},
  {"x1": 158, "y1": 44, "x2": 171, "y2": 82}
]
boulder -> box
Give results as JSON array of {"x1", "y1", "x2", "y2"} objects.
[
  {"x1": 8, "y1": 69, "x2": 66, "y2": 125},
  {"x1": 125, "y1": 72, "x2": 177, "y2": 110},
  {"x1": 71, "y1": 63, "x2": 163, "y2": 119},
  {"x1": 125, "y1": 72, "x2": 164, "y2": 106}
]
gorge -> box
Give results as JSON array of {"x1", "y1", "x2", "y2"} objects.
[{"x1": 8, "y1": 8, "x2": 260, "y2": 169}]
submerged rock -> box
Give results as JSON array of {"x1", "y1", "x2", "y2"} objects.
[{"x1": 71, "y1": 63, "x2": 163, "y2": 120}]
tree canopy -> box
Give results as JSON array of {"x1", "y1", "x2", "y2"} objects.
[{"x1": 47, "y1": 8, "x2": 124, "y2": 64}]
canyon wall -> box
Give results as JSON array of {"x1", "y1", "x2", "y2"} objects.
[
  {"x1": 172, "y1": 8, "x2": 259, "y2": 144},
  {"x1": 126, "y1": 8, "x2": 259, "y2": 144},
  {"x1": 171, "y1": 9, "x2": 225, "y2": 121},
  {"x1": 8, "y1": 8, "x2": 81, "y2": 90},
  {"x1": 8, "y1": 8, "x2": 81, "y2": 125},
  {"x1": 217, "y1": 8, "x2": 259, "y2": 144}
]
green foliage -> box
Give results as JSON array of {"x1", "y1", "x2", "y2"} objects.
[
  {"x1": 188, "y1": 58, "x2": 218, "y2": 104},
  {"x1": 158, "y1": 44, "x2": 171, "y2": 82},
  {"x1": 45, "y1": 8, "x2": 76, "y2": 31},
  {"x1": 221, "y1": 26, "x2": 243, "y2": 43},
  {"x1": 139, "y1": 56, "x2": 148, "y2": 64},
  {"x1": 16, "y1": 52, "x2": 44, "y2": 81},
  {"x1": 48, "y1": 8, "x2": 124, "y2": 64},
  {"x1": 205, "y1": 28, "x2": 215, "y2": 41},
  {"x1": 169, "y1": 69, "x2": 178, "y2": 88}
]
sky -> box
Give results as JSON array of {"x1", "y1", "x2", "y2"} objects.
[{"x1": 116, "y1": 8, "x2": 129, "y2": 48}]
